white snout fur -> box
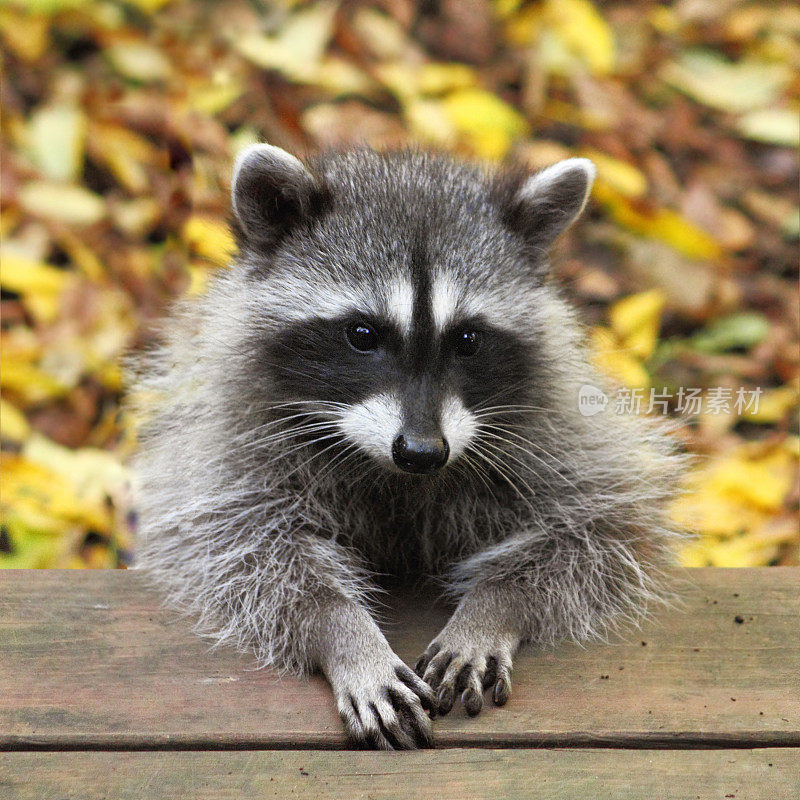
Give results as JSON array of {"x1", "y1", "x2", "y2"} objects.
[
  {"x1": 337, "y1": 392, "x2": 403, "y2": 462},
  {"x1": 440, "y1": 395, "x2": 478, "y2": 460},
  {"x1": 337, "y1": 392, "x2": 477, "y2": 466}
]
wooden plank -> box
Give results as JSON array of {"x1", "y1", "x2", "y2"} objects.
[
  {"x1": 1, "y1": 749, "x2": 798, "y2": 800},
  {"x1": 1, "y1": 568, "x2": 798, "y2": 750}
]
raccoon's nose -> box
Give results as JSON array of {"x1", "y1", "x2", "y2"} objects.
[{"x1": 392, "y1": 434, "x2": 449, "y2": 474}]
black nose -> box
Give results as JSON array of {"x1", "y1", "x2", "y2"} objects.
[{"x1": 392, "y1": 434, "x2": 449, "y2": 474}]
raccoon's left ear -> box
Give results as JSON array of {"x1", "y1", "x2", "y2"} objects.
[
  {"x1": 231, "y1": 144, "x2": 327, "y2": 252},
  {"x1": 501, "y1": 157, "x2": 595, "y2": 258}
]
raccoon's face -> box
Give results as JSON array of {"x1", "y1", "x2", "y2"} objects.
[{"x1": 232, "y1": 146, "x2": 594, "y2": 475}]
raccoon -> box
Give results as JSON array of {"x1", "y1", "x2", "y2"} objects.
[{"x1": 130, "y1": 145, "x2": 684, "y2": 750}]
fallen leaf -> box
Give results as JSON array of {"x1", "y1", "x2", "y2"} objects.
[
  {"x1": 744, "y1": 385, "x2": 799, "y2": 424},
  {"x1": 585, "y1": 150, "x2": 648, "y2": 198},
  {"x1": 735, "y1": 108, "x2": 800, "y2": 147},
  {"x1": 0, "y1": 8, "x2": 50, "y2": 61},
  {"x1": 18, "y1": 181, "x2": 106, "y2": 226},
  {"x1": 687, "y1": 313, "x2": 771, "y2": 354},
  {"x1": 661, "y1": 50, "x2": 791, "y2": 113},
  {"x1": 609, "y1": 289, "x2": 666, "y2": 360},
  {"x1": 183, "y1": 216, "x2": 235, "y2": 267},
  {"x1": 0, "y1": 398, "x2": 30, "y2": 442},
  {"x1": 27, "y1": 103, "x2": 87, "y2": 182},
  {"x1": 0, "y1": 251, "x2": 71, "y2": 296},
  {"x1": 594, "y1": 182, "x2": 722, "y2": 260},
  {"x1": 542, "y1": 0, "x2": 615, "y2": 76},
  {"x1": 234, "y1": 1, "x2": 338, "y2": 82},
  {"x1": 441, "y1": 88, "x2": 528, "y2": 159},
  {"x1": 590, "y1": 326, "x2": 651, "y2": 391},
  {"x1": 106, "y1": 40, "x2": 173, "y2": 83}
]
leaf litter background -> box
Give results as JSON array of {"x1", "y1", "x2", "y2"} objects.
[{"x1": 0, "y1": 0, "x2": 798, "y2": 570}]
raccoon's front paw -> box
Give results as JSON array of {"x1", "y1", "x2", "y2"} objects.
[
  {"x1": 330, "y1": 658, "x2": 437, "y2": 750},
  {"x1": 414, "y1": 624, "x2": 517, "y2": 717}
]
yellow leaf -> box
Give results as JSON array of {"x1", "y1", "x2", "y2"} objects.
[
  {"x1": 517, "y1": 140, "x2": 572, "y2": 170},
  {"x1": 417, "y1": 63, "x2": 477, "y2": 95},
  {"x1": 352, "y1": 7, "x2": 409, "y2": 61},
  {"x1": 679, "y1": 539, "x2": 715, "y2": 568},
  {"x1": 593, "y1": 183, "x2": 721, "y2": 260},
  {"x1": 111, "y1": 197, "x2": 163, "y2": 238},
  {"x1": 590, "y1": 326, "x2": 650, "y2": 391},
  {"x1": 24, "y1": 433, "x2": 130, "y2": 510},
  {"x1": 82, "y1": 542, "x2": 116, "y2": 569},
  {"x1": 677, "y1": 443, "x2": 798, "y2": 549},
  {"x1": 18, "y1": 181, "x2": 106, "y2": 226},
  {"x1": 312, "y1": 57, "x2": 377, "y2": 98},
  {"x1": 124, "y1": 0, "x2": 177, "y2": 12},
  {"x1": 374, "y1": 62, "x2": 419, "y2": 102},
  {"x1": 608, "y1": 290, "x2": 666, "y2": 360},
  {"x1": 186, "y1": 80, "x2": 244, "y2": 116},
  {"x1": 56, "y1": 230, "x2": 105, "y2": 281},
  {"x1": 782, "y1": 436, "x2": 800, "y2": 457},
  {"x1": 0, "y1": 250, "x2": 73, "y2": 322},
  {"x1": 648, "y1": 6, "x2": 679, "y2": 35},
  {"x1": 106, "y1": 40, "x2": 173, "y2": 83},
  {"x1": 2, "y1": 505, "x2": 73, "y2": 538},
  {"x1": 542, "y1": 98, "x2": 613, "y2": 131},
  {"x1": 661, "y1": 50, "x2": 791, "y2": 113},
  {"x1": 0, "y1": 397, "x2": 30, "y2": 442},
  {"x1": 0, "y1": 9, "x2": 50, "y2": 62},
  {"x1": 736, "y1": 108, "x2": 800, "y2": 148},
  {"x1": 0, "y1": 514, "x2": 75, "y2": 569},
  {"x1": 89, "y1": 123, "x2": 162, "y2": 194},
  {"x1": 441, "y1": 88, "x2": 528, "y2": 160},
  {"x1": 27, "y1": 103, "x2": 87, "y2": 182},
  {"x1": 183, "y1": 216, "x2": 235, "y2": 267},
  {"x1": 26, "y1": 293, "x2": 63, "y2": 323},
  {"x1": 494, "y1": 0, "x2": 523, "y2": 20},
  {"x1": 234, "y1": 1, "x2": 338, "y2": 82},
  {"x1": 0, "y1": 251, "x2": 70, "y2": 295},
  {"x1": 715, "y1": 448, "x2": 796, "y2": 512},
  {"x1": 1, "y1": 453, "x2": 113, "y2": 533},
  {"x1": 405, "y1": 98, "x2": 457, "y2": 148},
  {"x1": 671, "y1": 486, "x2": 765, "y2": 538},
  {"x1": 91, "y1": 122, "x2": 161, "y2": 164},
  {"x1": 583, "y1": 149, "x2": 648, "y2": 199},
  {"x1": 0, "y1": 358, "x2": 68, "y2": 402},
  {"x1": 505, "y1": 4, "x2": 542, "y2": 46},
  {"x1": 701, "y1": 537, "x2": 782, "y2": 568},
  {"x1": 542, "y1": 0, "x2": 615, "y2": 75},
  {"x1": 11, "y1": 0, "x2": 85, "y2": 11},
  {"x1": 743, "y1": 386, "x2": 799, "y2": 424},
  {"x1": 187, "y1": 264, "x2": 212, "y2": 296},
  {"x1": 680, "y1": 536, "x2": 779, "y2": 567}
]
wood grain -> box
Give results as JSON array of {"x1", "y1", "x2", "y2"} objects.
[
  {"x1": 1, "y1": 749, "x2": 798, "y2": 800},
  {"x1": 1, "y1": 568, "x2": 798, "y2": 750}
]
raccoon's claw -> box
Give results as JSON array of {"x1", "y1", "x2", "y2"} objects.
[
  {"x1": 333, "y1": 660, "x2": 435, "y2": 750},
  {"x1": 415, "y1": 640, "x2": 514, "y2": 717}
]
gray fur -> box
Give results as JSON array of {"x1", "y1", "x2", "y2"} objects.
[{"x1": 128, "y1": 147, "x2": 685, "y2": 749}]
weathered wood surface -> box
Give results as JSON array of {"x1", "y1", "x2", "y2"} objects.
[
  {"x1": 1, "y1": 568, "x2": 798, "y2": 750},
  {"x1": 1, "y1": 749, "x2": 798, "y2": 800}
]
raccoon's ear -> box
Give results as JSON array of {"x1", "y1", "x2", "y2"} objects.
[
  {"x1": 231, "y1": 144, "x2": 325, "y2": 250},
  {"x1": 501, "y1": 157, "x2": 595, "y2": 258}
]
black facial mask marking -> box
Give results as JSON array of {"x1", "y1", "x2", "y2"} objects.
[{"x1": 262, "y1": 313, "x2": 536, "y2": 423}]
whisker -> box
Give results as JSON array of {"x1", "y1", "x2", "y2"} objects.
[
  {"x1": 464, "y1": 440, "x2": 537, "y2": 515},
  {"x1": 471, "y1": 438, "x2": 541, "y2": 503},
  {"x1": 478, "y1": 424, "x2": 584, "y2": 496}
]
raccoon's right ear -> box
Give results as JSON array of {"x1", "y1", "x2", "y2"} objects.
[
  {"x1": 497, "y1": 157, "x2": 596, "y2": 265},
  {"x1": 231, "y1": 144, "x2": 327, "y2": 251}
]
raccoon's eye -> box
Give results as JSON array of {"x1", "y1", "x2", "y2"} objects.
[
  {"x1": 454, "y1": 329, "x2": 480, "y2": 357},
  {"x1": 346, "y1": 322, "x2": 379, "y2": 352}
]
